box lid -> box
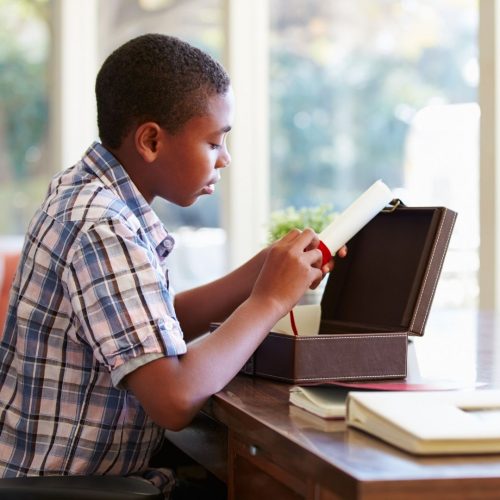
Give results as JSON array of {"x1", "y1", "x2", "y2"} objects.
[{"x1": 320, "y1": 205, "x2": 457, "y2": 336}]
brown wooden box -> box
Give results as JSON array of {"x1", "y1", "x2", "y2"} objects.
[{"x1": 236, "y1": 204, "x2": 457, "y2": 384}]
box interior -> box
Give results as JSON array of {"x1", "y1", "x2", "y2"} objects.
[{"x1": 320, "y1": 207, "x2": 443, "y2": 335}]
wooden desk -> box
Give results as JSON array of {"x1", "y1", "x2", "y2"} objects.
[{"x1": 166, "y1": 310, "x2": 500, "y2": 499}]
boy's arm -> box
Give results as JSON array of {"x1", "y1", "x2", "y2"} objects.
[
  {"x1": 174, "y1": 238, "x2": 340, "y2": 341},
  {"x1": 173, "y1": 248, "x2": 268, "y2": 341},
  {"x1": 124, "y1": 229, "x2": 324, "y2": 431}
]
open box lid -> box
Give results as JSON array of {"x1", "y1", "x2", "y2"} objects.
[{"x1": 320, "y1": 204, "x2": 457, "y2": 336}]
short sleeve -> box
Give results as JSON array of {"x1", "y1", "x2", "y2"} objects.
[
  {"x1": 111, "y1": 352, "x2": 164, "y2": 388},
  {"x1": 65, "y1": 217, "x2": 187, "y2": 374}
]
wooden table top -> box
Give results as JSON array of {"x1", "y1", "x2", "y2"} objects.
[{"x1": 206, "y1": 309, "x2": 500, "y2": 498}]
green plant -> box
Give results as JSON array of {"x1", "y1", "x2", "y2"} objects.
[{"x1": 268, "y1": 204, "x2": 336, "y2": 243}]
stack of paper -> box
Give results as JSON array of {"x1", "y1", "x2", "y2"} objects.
[{"x1": 289, "y1": 386, "x2": 349, "y2": 419}]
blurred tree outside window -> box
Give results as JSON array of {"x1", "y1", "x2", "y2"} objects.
[
  {"x1": 0, "y1": 0, "x2": 480, "y2": 303},
  {"x1": 0, "y1": 0, "x2": 225, "y2": 236},
  {"x1": 97, "y1": 0, "x2": 227, "y2": 291},
  {"x1": 97, "y1": 0, "x2": 225, "y2": 232},
  {"x1": 0, "y1": 0, "x2": 51, "y2": 236},
  {"x1": 269, "y1": 0, "x2": 478, "y2": 308},
  {"x1": 0, "y1": 0, "x2": 227, "y2": 290}
]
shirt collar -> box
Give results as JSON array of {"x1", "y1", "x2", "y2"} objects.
[{"x1": 81, "y1": 141, "x2": 175, "y2": 259}]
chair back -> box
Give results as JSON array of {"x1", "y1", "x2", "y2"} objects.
[{"x1": 0, "y1": 252, "x2": 20, "y2": 336}]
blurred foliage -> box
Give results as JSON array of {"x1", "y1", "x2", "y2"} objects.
[
  {"x1": 0, "y1": 0, "x2": 477, "y2": 236},
  {"x1": 0, "y1": 0, "x2": 226, "y2": 234},
  {"x1": 0, "y1": 178, "x2": 48, "y2": 233},
  {"x1": 0, "y1": 0, "x2": 49, "y2": 181},
  {"x1": 270, "y1": 0, "x2": 477, "y2": 212},
  {"x1": 0, "y1": 54, "x2": 48, "y2": 180},
  {"x1": 268, "y1": 204, "x2": 335, "y2": 243}
]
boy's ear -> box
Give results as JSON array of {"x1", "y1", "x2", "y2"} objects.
[{"x1": 135, "y1": 122, "x2": 162, "y2": 162}]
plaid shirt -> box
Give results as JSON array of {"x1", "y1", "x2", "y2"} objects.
[{"x1": 0, "y1": 142, "x2": 186, "y2": 481}]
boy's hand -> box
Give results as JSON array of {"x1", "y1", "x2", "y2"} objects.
[
  {"x1": 312, "y1": 244, "x2": 348, "y2": 289},
  {"x1": 251, "y1": 228, "x2": 324, "y2": 317}
]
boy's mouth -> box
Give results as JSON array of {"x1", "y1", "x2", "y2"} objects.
[
  {"x1": 201, "y1": 174, "x2": 220, "y2": 195},
  {"x1": 201, "y1": 183, "x2": 215, "y2": 195}
]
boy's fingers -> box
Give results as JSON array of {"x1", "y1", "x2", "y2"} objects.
[
  {"x1": 337, "y1": 245, "x2": 348, "y2": 258},
  {"x1": 279, "y1": 228, "x2": 302, "y2": 243},
  {"x1": 319, "y1": 245, "x2": 347, "y2": 274},
  {"x1": 309, "y1": 267, "x2": 324, "y2": 287},
  {"x1": 303, "y1": 248, "x2": 323, "y2": 269},
  {"x1": 293, "y1": 227, "x2": 319, "y2": 250},
  {"x1": 321, "y1": 261, "x2": 334, "y2": 274}
]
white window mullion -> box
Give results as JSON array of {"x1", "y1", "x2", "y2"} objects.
[
  {"x1": 51, "y1": 0, "x2": 98, "y2": 171},
  {"x1": 479, "y1": 0, "x2": 500, "y2": 310},
  {"x1": 222, "y1": 0, "x2": 269, "y2": 268}
]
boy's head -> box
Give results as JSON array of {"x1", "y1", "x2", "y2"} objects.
[{"x1": 96, "y1": 33, "x2": 230, "y2": 149}]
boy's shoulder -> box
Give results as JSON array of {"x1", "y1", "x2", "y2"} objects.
[{"x1": 42, "y1": 162, "x2": 140, "y2": 233}]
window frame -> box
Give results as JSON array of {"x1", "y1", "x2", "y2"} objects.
[
  {"x1": 479, "y1": 0, "x2": 500, "y2": 310},
  {"x1": 54, "y1": 0, "x2": 496, "y2": 308},
  {"x1": 222, "y1": 0, "x2": 270, "y2": 267},
  {"x1": 51, "y1": 0, "x2": 98, "y2": 170}
]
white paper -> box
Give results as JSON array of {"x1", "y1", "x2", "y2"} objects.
[
  {"x1": 272, "y1": 304, "x2": 321, "y2": 336},
  {"x1": 319, "y1": 179, "x2": 393, "y2": 255}
]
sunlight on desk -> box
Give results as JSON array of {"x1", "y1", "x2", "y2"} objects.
[{"x1": 411, "y1": 308, "x2": 479, "y2": 384}]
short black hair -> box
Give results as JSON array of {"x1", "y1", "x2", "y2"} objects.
[{"x1": 95, "y1": 34, "x2": 230, "y2": 149}]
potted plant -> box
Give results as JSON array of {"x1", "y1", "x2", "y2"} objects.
[{"x1": 268, "y1": 204, "x2": 336, "y2": 243}]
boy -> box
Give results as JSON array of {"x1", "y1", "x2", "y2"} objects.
[{"x1": 0, "y1": 34, "x2": 335, "y2": 496}]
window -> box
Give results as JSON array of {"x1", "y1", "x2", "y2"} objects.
[
  {"x1": 0, "y1": 0, "x2": 483, "y2": 306},
  {"x1": 269, "y1": 0, "x2": 478, "y2": 308},
  {"x1": 97, "y1": 0, "x2": 227, "y2": 290},
  {"x1": 97, "y1": 0, "x2": 225, "y2": 231}
]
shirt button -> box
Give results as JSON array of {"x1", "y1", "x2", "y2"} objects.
[{"x1": 162, "y1": 236, "x2": 175, "y2": 252}]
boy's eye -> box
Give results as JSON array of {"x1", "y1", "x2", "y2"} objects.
[{"x1": 210, "y1": 143, "x2": 222, "y2": 150}]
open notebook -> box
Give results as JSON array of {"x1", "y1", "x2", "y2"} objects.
[{"x1": 346, "y1": 390, "x2": 500, "y2": 455}]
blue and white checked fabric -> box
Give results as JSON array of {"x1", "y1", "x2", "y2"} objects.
[{"x1": 0, "y1": 142, "x2": 185, "y2": 493}]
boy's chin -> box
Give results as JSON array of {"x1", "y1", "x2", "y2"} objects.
[
  {"x1": 158, "y1": 193, "x2": 197, "y2": 207},
  {"x1": 175, "y1": 196, "x2": 198, "y2": 208}
]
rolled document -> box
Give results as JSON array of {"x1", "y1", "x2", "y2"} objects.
[{"x1": 318, "y1": 180, "x2": 393, "y2": 265}]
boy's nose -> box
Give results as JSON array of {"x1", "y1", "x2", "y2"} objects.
[{"x1": 218, "y1": 150, "x2": 231, "y2": 168}]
